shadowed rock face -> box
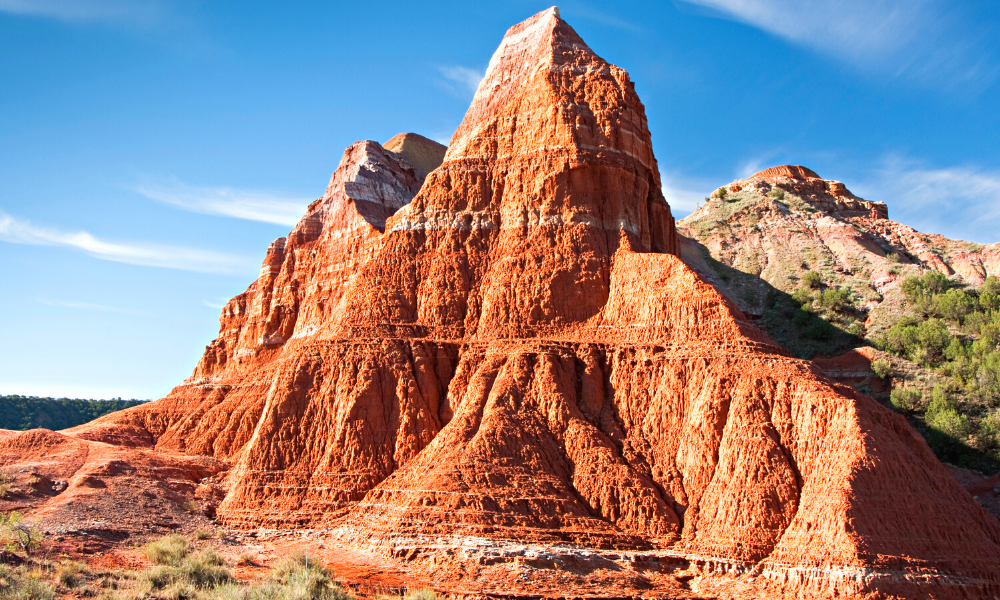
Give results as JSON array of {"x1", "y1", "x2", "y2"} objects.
[{"x1": 17, "y1": 7, "x2": 1000, "y2": 599}]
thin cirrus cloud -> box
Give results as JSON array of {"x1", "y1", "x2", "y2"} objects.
[
  {"x1": 133, "y1": 181, "x2": 311, "y2": 227},
  {"x1": 675, "y1": 0, "x2": 995, "y2": 90},
  {"x1": 38, "y1": 299, "x2": 147, "y2": 316},
  {"x1": 0, "y1": 0, "x2": 162, "y2": 23},
  {"x1": 660, "y1": 172, "x2": 718, "y2": 218},
  {"x1": 0, "y1": 211, "x2": 256, "y2": 275},
  {"x1": 854, "y1": 157, "x2": 1000, "y2": 245},
  {"x1": 438, "y1": 66, "x2": 485, "y2": 96}
]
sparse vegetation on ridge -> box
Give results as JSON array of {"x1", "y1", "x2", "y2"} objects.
[
  {"x1": 679, "y1": 179, "x2": 1000, "y2": 475},
  {"x1": 873, "y1": 274, "x2": 1000, "y2": 472}
]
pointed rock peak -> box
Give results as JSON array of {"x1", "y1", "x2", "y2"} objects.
[
  {"x1": 749, "y1": 165, "x2": 820, "y2": 180},
  {"x1": 300, "y1": 140, "x2": 423, "y2": 236},
  {"x1": 445, "y1": 7, "x2": 602, "y2": 159},
  {"x1": 381, "y1": 133, "x2": 447, "y2": 180}
]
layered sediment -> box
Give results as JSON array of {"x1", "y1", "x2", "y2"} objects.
[{"x1": 9, "y1": 7, "x2": 1000, "y2": 599}]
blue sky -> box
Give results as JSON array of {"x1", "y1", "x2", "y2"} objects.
[{"x1": 2, "y1": 0, "x2": 999, "y2": 399}]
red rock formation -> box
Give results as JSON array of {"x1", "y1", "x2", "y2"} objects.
[
  {"x1": 751, "y1": 165, "x2": 820, "y2": 180},
  {"x1": 13, "y1": 7, "x2": 1000, "y2": 599}
]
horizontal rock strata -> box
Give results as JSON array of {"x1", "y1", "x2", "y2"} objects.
[{"x1": 10, "y1": 7, "x2": 1000, "y2": 600}]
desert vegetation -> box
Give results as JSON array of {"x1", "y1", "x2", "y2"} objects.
[
  {"x1": 0, "y1": 396, "x2": 147, "y2": 431},
  {"x1": 0, "y1": 527, "x2": 446, "y2": 600},
  {"x1": 873, "y1": 274, "x2": 1000, "y2": 471}
]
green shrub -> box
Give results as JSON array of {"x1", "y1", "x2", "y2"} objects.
[
  {"x1": 792, "y1": 308, "x2": 811, "y2": 327},
  {"x1": 807, "y1": 318, "x2": 833, "y2": 340},
  {"x1": 922, "y1": 271, "x2": 950, "y2": 295},
  {"x1": 871, "y1": 358, "x2": 891, "y2": 379},
  {"x1": 145, "y1": 534, "x2": 191, "y2": 567},
  {"x1": 982, "y1": 275, "x2": 1000, "y2": 296},
  {"x1": 767, "y1": 187, "x2": 786, "y2": 200},
  {"x1": 0, "y1": 512, "x2": 43, "y2": 555},
  {"x1": 0, "y1": 565, "x2": 55, "y2": 600},
  {"x1": 792, "y1": 288, "x2": 813, "y2": 307},
  {"x1": 901, "y1": 276, "x2": 924, "y2": 304},
  {"x1": 925, "y1": 386, "x2": 972, "y2": 439},
  {"x1": 885, "y1": 252, "x2": 900, "y2": 263},
  {"x1": 193, "y1": 528, "x2": 213, "y2": 541},
  {"x1": 884, "y1": 318, "x2": 952, "y2": 365},
  {"x1": 802, "y1": 271, "x2": 822, "y2": 289},
  {"x1": 979, "y1": 283, "x2": 1000, "y2": 311},
  {"x1": 56, "y1": 560, "x2": 89, "y2": 588},
  {"x1": 935, "y1": 288, "x2": 975, "y2": 323},
  {"x1": 890, "y1": 387, "x2": 921, "y2": 412},
  {"x1": 821, "y1": 287, "x2": 851, "y2": 312},
  {"x1": 928, "y1": 408, "x2": 973, "y2": 440},
  {"x1": 711, "y1": 187, "x2": 727, "y2": 200},
  {"x1": 980, "y1": 409, "x2": 1000, "y2": 446}
]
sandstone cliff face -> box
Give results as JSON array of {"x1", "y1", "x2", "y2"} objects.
[{"x1": 22, "y1": 7, "x2": 1000, "y2": 599}]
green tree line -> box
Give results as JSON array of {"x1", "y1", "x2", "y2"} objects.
[{"x1": 0, "y1": 395, "x2": 148, "y2": 431}]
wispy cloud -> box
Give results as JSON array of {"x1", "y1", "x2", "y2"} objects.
[
  {"x1": 134, "y1": 180, "x2": 310, "y2": 226},
  {"x1": 736, "y1": 154, "x2": 781, "y2": 180},
  {"x1": 675, "y1": 0, "x2": 995, "y2": 90},
  {"x1": 438, "y1": 66, "x2": 485, "y2": 96},
  {"x1": 38, "y1": 299, "x2": 140, "y2": 314},
  {"x1": 0, "y1": 211, "x2": 255, "y2": 275},
  {"x1": 0, "y1": 0, "x2": 162, "y2": 23},
  {"x1": 661, "y1": 172, "x2": 717, "y2": 218},
  {"x1": 853, "y1": 157, "x2": 1000, "y2": 245},
  {"x1": 562, "y1": 4, "x2": 643, "y2": 32},
  {"x1": 203, "y1": 299, "x2": 227, "y2": 309}
]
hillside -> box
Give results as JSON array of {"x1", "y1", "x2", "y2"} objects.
[{"x1": 678, "y1": 166, "x2": 1000, "y2": 475}]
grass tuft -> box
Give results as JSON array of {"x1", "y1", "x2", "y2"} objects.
[
  {"x1": 0, "y1": 564, "x2": 56, "y2": 600},
  {"x1": 55, "y1": 560, "x2": 89, "y2": 588},
  {"x1": 144, "y1": 534, "x2": 192, "y2": 567}
]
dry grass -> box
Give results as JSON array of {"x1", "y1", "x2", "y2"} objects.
[
  {"x1": 0, "y1": 564, "x2": 55, "y2": 600},
  {"x1": 0, "y1": 540, "x2": 356, "y2": 600},
  {"x1": 144, "y1": 534, "x2": 191, "y2": 566},
  {"x1": 55, "y1": 559, "x2": 89, "y2": 588},
  {"x1": 405, "y1": 589, "x2": 444, "y2": 600}
]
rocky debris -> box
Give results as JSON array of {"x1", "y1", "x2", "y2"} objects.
[{"x1": 5, "y1": 7, "x2": 1000, "y2": 600}]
